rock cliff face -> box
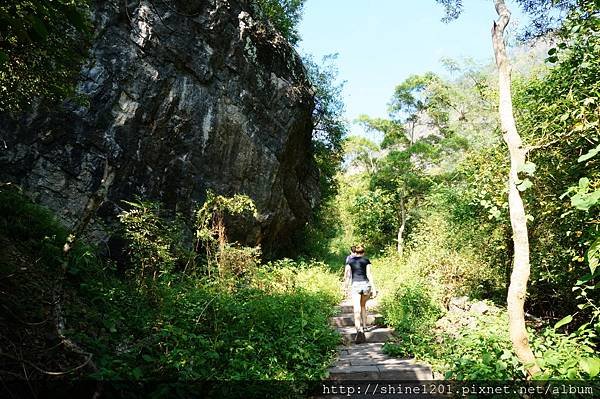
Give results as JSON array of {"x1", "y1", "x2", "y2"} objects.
[{"x1": 0, "y1": 0, "x2": 319, "y2": 250}]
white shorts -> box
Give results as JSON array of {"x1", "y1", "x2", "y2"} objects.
[{"x1": 351, "y1": 281, "x2": 371, "y2": 295}]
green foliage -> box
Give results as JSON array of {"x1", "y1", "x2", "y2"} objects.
[
  {"x1": 435, "y1": 0, "x2": 579, "y2": 38},
  {"x1": 73, "y1": 264, "x2": 341, "y2": 385},
  {"x1": 0, "y1": 0, "x2": 91, "y2": 113},
  {"x1": 195, "y1": 191, "x2": 257, "y2": 242},
  {"x1": 343, "y1": 135, "x2": 380, "y2": 174},
  {"x1": 303, "y1": 54, "x2": 347, "y2": 201},
  {"x1": 295, "y1": 194, "x2": 348, "y2": 264},
  {"x1": 292, "y1": 54, "x2": 348, "y2": 257},
  {"x1": 389, "y1": 72, "x2": 452, "y2": 135},
  {"x1": 350, "y1": 188, "x2": 397, "y2": 250},
  {"x1": 0, "y1": 186, "x2": 342, "y2": 394},
  {"x1": 110, "y1": 193, "x2": 342, "y2": 387},
  {"x1": 437, "y1": 313, "x2": 522, "y2": 380},
  {"x1": 355, "y1": 115, "x2": 407, "y2": 149},
  {"x1": 380, "y1": 279, "x2": 442, "y2": 336},
  {"x1": 532, "y1": 323, "x2": 599, "y2": 379},
  {"x1": 384, "y1": 307, "x2": 599, "y2": 381},
  {"x1": 251, "y1": 258, "x2": 343, "y2": 302},
  {"x1": 0, "y1": 184, "x2": 68, "y2": 269},
  {"x1": 118, "y1": 201, "x2": 180, "y2": 285},
  {"x1": 194, "y1": 190, "x2": 259, "y2": 276},
  {"x1": 511, "y1": 0, "x2": 600, "y2": 316},
  {"x1": 254, "y1": 0, "x2": 305, "y2": 45}
]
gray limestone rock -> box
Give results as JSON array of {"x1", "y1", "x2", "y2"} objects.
[{"x1": 0, "y1": 0, "x2": 318, "y2": 253}]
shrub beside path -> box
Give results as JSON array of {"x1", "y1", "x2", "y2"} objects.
[{"x1": 326, "y1": 298, "x2": 433, "y2": 380}]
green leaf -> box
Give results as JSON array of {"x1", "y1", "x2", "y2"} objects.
[
  {"x1": 142, "y1": 354, "x2": 154, "y2": 362},
  {"x1": 554, "y1": 315, "x2": 573, "y2": 330},
  {"x1": 518, "y1": 161, "x2": 537, "y2": 176},
  {"x1": 517, "y1": 178, "x2": 533, "y2": 192},
  {"x1": 587, "y1": 237, "x2": 600, "y2": 275},
  {"x1": 0, "y1": 51, "x2": 8, "y2": 66},
  {"x1": 65, "y1": 7, "x2": 87, "y2": 31},
  {"x1": 578, "y1": 144, "x2": 600, "y2": 162},
  {"x1": 580, "y1": 358, "x2": 600, "y2": 378},
  {"x1": 29, "y1": 15, "x2": 49, "y2": 41},
  {"x1": 583, "y1": 97, "x2": 596, "y2": 106},
  {"x1": 571, "y1": 189, "x2": 600, "y2": 211},
  {"x1": 131, "y1": 367, "x2": 143, "y2": 379}
]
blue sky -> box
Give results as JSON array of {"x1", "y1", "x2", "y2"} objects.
[{"x1": 298, "y1": 0, "x2": 526, "y2": 139}]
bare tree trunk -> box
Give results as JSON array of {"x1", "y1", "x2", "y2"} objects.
[
  {"x1": 62, "y1": 162, "x2": 115, "y2": 258},
  {"x1": 397, "y1": 195, "x2": 406, "y2": 256},
  {"x1": 54, "y1": 160, "x2": 114, "y2": 397},
  {"x1": 492, "y1": 0, "x2": 540, "y2": 377}
]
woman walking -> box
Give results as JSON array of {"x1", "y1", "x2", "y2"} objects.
[{"x1": 343, "y1": 244, "x2": 377, "y2": 344}]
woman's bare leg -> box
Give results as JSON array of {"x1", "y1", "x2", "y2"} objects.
[
  {"x1": 360, "y1": 293, "x2": 369, "y2": 330},
  {"x1": 352, "y1": 291, "x2": 362, "y2": 332}
]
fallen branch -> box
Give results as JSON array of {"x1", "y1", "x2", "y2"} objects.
[
  {"x1": 0, "y1": 352, "x2": 92, "y2": 376},
  {"x1": 524, "y1": 312, "x2": 544, "y2": 324}
]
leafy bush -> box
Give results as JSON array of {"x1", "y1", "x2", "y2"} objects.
[
  {"x1": 383, "y1": 306, "x2": 599, "y2": 381},
  {"x1": 118, "y1": 200, "x2": 179, "y2": 285},
  {"x1": 532, "y1": 323, "x2": 599, "y2": 380},
  {"x1": 0, "y1": 186, "x2": 343, "y2": 397},
  {"x1": 75, "y1": 274, "x2": 340, "y2": 383},
  {"x1": 218, "y1": 244, "x2": 262, "y2": 279},
  {"x1": 350, "y1": 188, "x2": 398, "y2": 250},
  {"x1": 380, "y1": 278, "x2": 443, "y2": 337}
]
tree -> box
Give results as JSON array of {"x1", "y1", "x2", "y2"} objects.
[
  {"x1": 343, "y1": 135, "x2": 380, "y2": 176},
  {"x1": 254, "y1": 0, "x2": 306, "y2": 45},
  {"x1": 434, "y1": 0, "x2": 551, "y2": 376},
  {"x1": 388, "y1": 73, "x2": 453, "y2": 144},
  {"x1": 0, "y1": 0, "x2": 91, "y2": 113},
  {"x1": 356, "y1": 74, "x2": 456, "y2": 254},
  {"x1": 303, "y1": 54, "x2": 348, "y2": 201},
  {"x1": 491, "y1": 0, "x2": 540, "y2": 376},
  {"x1": 356, "y1": 115, "x2": 407, "y2": 149}
]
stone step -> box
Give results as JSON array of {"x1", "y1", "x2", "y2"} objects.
[
  {"x1": 324, "y1": 300, "x2": 434, "y2": 389},
  {"x1": 337, "y1": 326, "x2": 394, "y2": 344},
  {"x1": 328, "y1": 363, "x2": 433, "y2": 380},
  {"x1": 338, "y1": 304, "x2": 354, "y2": 314},
  {"x1": 338, "y1": 342, "x2": 384, "y2": 355},
  {"x1": 329, "y1": 314, "x2": 383, "y2": 327},
  {"x1": 337, "y1": 299, "x2": 379, "y2": 315}
]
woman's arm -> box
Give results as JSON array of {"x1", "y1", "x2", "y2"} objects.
[{"x1": 343, "y1": 265, "x2": 351, "y2": 293}]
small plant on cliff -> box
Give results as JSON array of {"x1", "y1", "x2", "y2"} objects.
[
  {"x1": 254, "y1": 0, "x2": 306, "y2": 45},
  {"x1": 118, "y1": 200, "x2": 179, "y2": 286},
  {"x1": 195, "y1": 190, "x2": 259, "y2": 277}
]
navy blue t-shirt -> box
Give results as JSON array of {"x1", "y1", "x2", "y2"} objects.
[{"x1": 346, "y1": 256, "x2": 370, "y2": 282}]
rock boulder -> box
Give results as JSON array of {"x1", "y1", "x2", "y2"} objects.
[{"x1": 0, "y1": 0, "x2": 319, "y2": 252}]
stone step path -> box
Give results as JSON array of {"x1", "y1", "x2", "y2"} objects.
[{"x1": 326, "y1": 299, "x2": 433, "y2": 381}]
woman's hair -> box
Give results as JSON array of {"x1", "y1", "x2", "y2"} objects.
[
  {"x1": 350, "y1": 245, "x2": 356, "y2": 253},
  {"x1": 354, "y1": 244, "x2": 365, "y2": 255}
]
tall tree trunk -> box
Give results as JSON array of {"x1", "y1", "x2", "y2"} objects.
[
  {"x1": 397, "y1": 195, "x2": 406, "y2": 256},
  {"x1": 491, "y1": 0, "x2": 541, "y2": 377}
]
